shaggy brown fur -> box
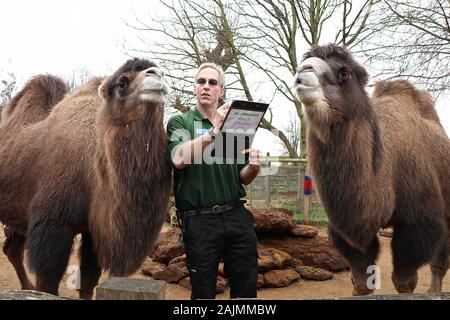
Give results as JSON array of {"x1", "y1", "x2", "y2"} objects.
[
  {"x1": 0, "y1": 59, "x2": 172, "y2": 299},
  {"x1": 293, "y1": 44, "x2": 450, "y2": 295}
]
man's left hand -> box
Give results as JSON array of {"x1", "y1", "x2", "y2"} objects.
[{"x1": 241, "y1": 148, "x2": 262, "y2": 171}]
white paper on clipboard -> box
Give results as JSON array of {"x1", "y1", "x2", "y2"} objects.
[{"x1": 220, "y1": 109, "x2": 265, "y2": 134}]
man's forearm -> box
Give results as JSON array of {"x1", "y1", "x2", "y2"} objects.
[
  {"x1": 239, "y1": 165, "x2": 260, "y2": 185},
  {"x1": 172, "y1": 131, "x2": 215, "y2": 169}
]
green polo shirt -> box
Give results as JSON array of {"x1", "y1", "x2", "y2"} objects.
[{"x1": 167, "y1": 108, "x2": 247, "y2": 210}]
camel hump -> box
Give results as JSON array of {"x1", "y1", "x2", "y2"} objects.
[
  {"x1": 372, "y1": 80, "x2": 442, "y2": 124},
  {"x1": 2, "y1": 74, "x2": 68, "y2": 123}
]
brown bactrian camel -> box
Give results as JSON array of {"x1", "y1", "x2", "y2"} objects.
[
  {"x1": 0, "y1": 59, "x2": 172, "y2": 299},
  {"x1": 293, "y1": 44, "x2": 450, "y2": 296}
]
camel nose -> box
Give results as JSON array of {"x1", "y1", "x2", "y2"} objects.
[
  {"x1": 296, "y1": 76, "x2": 302, "y2": 84},
  {"x1": 145, "y1": 67, "x2": 163, "y2": 77}
]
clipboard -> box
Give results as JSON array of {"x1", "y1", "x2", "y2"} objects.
[
  {"x1": 216, "y1": 100, "x2": 269, "y2": 163},
  {"x1": 219, "y1": 100, "x2": 269, "y2": 134}
]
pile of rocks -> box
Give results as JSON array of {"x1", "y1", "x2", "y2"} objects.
[{"x1": 142, "y1": 208, "x2": 349, "y2": 292}]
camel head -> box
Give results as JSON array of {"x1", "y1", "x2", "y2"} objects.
[
  {"x1": 99, "y1": 58, "x2": 169, "y2": 122},
  {"x1": 293, "y1": 44, "x2": 371, "y2": 129}
]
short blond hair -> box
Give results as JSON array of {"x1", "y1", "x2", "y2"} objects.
[{"x1": 195, "y1": 62, "x2": 225, "y2": 86}]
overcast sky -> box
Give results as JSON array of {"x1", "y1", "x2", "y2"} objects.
[{"x1": 0, "y1": 0, "x2": 449, "y2": 154}]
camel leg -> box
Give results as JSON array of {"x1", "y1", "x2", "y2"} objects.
[
  {"x1": 428, "y1": 233, "x2": 450, "y2": 293},
  {"x1": 329, "y1": 226, "x2": 380, "y2": 296},
  {"x1": 26, "y1": 218, "x2": 74, "y2": 296},
  {"x1": 391, "y1": 217, "x2": 445, "y2": 294},
  {"x1": 78, "y1": 232, "x2": 102, "y2": 300},
  {"x1": 2, "y1": 227, "x2": 35, "y2": 290}
]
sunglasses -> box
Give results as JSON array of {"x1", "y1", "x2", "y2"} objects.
[{"x1": 196, "y1": 78, "x2": 220, "y2": 86}]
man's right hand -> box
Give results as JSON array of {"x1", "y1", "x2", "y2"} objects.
[{"x1": 210, "y1": 101, "x2": 231, "y2": 129}]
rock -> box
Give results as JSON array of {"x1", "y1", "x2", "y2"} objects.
[
  {"x1": 290, "y1": 224, "x2": 318, "y2": 238},
  {"x1": 276, "y1": 207, "x2": 294, "y2": 217},
  {"x1": 216, "y1": 276, "x2": 228, "y2": 293},
  {"x1": 218, "y1": 262, "x2": 226, "y2": 277},
  {"x1": 166, "y1": 196, "x2": 177, "y2": 225},
  {"x1": 141, "y1": 258, "x2": 166, "y2": 277},
  {"x1": 178, "y1": 277, "x2": 191, "y2": 291},
  {"x1": 257, "y1": 254, "x2": 275, "y2": 273},
  {"x1": 293, "y1": 266, "x2": 334, "y2": 281},
  {"x1": 168, "y1": 254, "x2": 187, "y2": 265},
  {"x1": 152, "y1": 261, "x2": 189, "y2": 283},
  {"x1": 263, "y1": 268, "x2": 300, "y2": 288},
  {"x1": 258, "y1": 235, "x2": 349, "y2": 271},
  {"x1": 151, "y1": 227, "x2": 185, "y2": 264},
  {"x1": 257, "y1": 248, "x2": 292, "y2": 272},
  {"x1": 177, "y1": 276, "x2": 228, "y2": 294},
  {"x1": 257, "y1": 274, "x2": 265, "y2": 288},
  {"x1": 288, "y1": 258, "x2": 304, "y2": 268},
  {"x1": 250, "y1": 208, "x2": 296, "y2": 235}
]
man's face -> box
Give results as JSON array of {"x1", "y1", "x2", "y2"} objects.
[{"x1": 194, "y1": 68, "x2": 224, "y2": 108}]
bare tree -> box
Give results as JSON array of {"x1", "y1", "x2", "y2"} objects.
[
  {"x1": 359, "y1": 0, "x2": 450, "y2": 95},
  {"x1": 0, "y1": 71, "x2": 17, "y2": 115},
  {"x1": 125, "y1": 0, "x2": 379, "y2": 157},
  {"x1": 64, "y1": 67, "x2": 92, "y2": 92},
  {"x1": 232, "y1": 0, "x2": 377, "y2": 156}
]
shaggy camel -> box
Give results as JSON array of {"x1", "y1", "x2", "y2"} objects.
[
  {"x1": 293, "y1": 44, "x2": 450, "y2": 295},
  {"x1": 0, "y1": 59, "x2": 172, "y2": 299}
]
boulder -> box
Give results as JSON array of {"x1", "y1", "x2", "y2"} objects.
[
  {"x1": 263, "y1": 268, "x2": 300, "y2": 288},
  {"x1": 151, "y1": 227, "x2": 185, "y2": 264},
  {"x1": 250, "y1": 208, "x2": 296, "y2": 234},
  {"x1": 290, "y1": 224, "x2": 318, "y2": 238},
  {"x1": 152, "y1": 261, "x2": 189, "y2": 283},
  {"x1": 168, "y1": 254, "x2": 187, "y2": 266},
  {"x1": 257, "y1": 248, "x2": 292, "y2": 272},
  {"x1": 293, "y1": 265, "x2": 334, "y2": 281},
  {"x1": 258, "y1": 235, "x2": 349, "y2": 271},
  {"x1": 177, "y1": 276, "x2": 228, "y2": 293},
  {"x1": 218, "y1": 262, "x2": 226, "y2": 277},
  {"x1": 141, "y1": 258, "x2": 166, "y2": 277},
  {"x1": 257, "y1": 274, "x2": 265, "y2": 288},
  {"x1": 216, "y1": 276, "x2": 228, "y2": 293},
  {"x1": 178, "y1": 277, "x2": 191, "y2": 291}
]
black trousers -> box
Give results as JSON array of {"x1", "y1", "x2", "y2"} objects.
[{"x1": 181, "y1": 204, "x2": 258, "y2": 299}]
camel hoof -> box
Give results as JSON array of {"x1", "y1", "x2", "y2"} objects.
[
  {"x1": 79, "y1": 292, "x2": 94, "y2": 300},
  {"x1": 351, "y1": 275, "x2": 374, "y2": 296},
  {"x1": 392, "y1": 272, "x2": 418, "y2": 294}
]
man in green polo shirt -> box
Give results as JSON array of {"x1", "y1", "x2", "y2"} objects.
[{"x1": 167, "y1": 62, "x2": 261, "y2": 299}]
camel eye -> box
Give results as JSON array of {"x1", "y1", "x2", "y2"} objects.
[
  {"x1": 338, "y1": 68, "x2": 349, "y2": 81},
  {"x1": 118, "y1": 77, "x2": 129, "y2": 90},
  {"x1": 117, "y1": 76, "x2": 129, "y2": 97}
]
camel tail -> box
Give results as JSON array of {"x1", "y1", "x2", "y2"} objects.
[{"x1": 1, "y1": 74, "x2": 68, "y2": 124}]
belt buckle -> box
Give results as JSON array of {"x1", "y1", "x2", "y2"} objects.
[{"x1": 212, "y1": 205, "x2": 220, "y2": 214}]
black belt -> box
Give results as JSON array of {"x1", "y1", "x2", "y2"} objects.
[{"x1": 178, "y1": 200, "x2": 245, "y2": 217}]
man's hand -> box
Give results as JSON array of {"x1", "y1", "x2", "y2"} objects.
[
  {"x1": 210, "y1": 102, "x2": 231, "y2": 130},
  {"x1": 239, "y1": 148, "x2": 262, "y2": 185},
  {"x1": 241, "y1": 148, "x2": 262, "y2": 171}
]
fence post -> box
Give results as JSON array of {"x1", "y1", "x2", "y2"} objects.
[
  {"x1": 297, "y1": 166, "x2": 303, "y2": 201},
  {"x1": 303, "y1": 161, "x2": 311, "y2": 223},
  {"x1": 264, "y1": 172, "x2": 270, "y2": 207}
]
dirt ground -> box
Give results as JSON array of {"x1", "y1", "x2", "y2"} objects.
[{"x1": 0, "y1": 226, "x2": 448, "y2": 300}]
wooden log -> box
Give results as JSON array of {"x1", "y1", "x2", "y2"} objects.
[{"x1": 95, "y1": 277, "x2": 165, "y2": 300}]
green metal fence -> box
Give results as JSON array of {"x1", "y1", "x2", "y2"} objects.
[{"x1": 244, "y1": 158, "x2": 328, "y2": 226}]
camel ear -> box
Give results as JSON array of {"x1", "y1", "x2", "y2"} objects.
[{"x1": 98, "y1": 78, "x2": 109, "y2": 100}]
